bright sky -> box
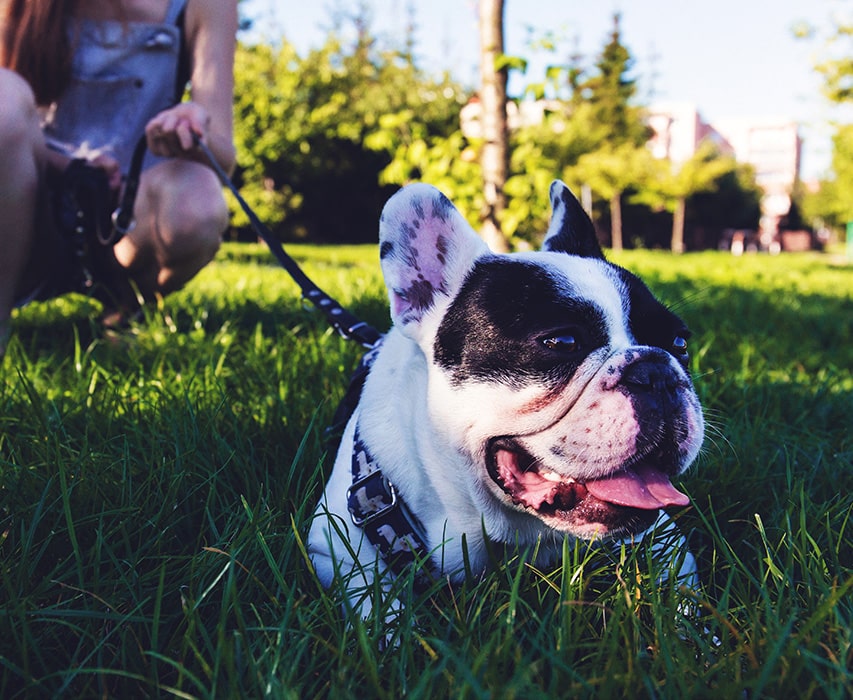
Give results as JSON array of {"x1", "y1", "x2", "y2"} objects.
[{"x1": 242, "y1": 0, "x2": 851, "y2": 180}]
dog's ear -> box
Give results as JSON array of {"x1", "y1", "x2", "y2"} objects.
[
  {"x1": 379, "y1": 183, "x2": 489, "y2": 333},
  {"x1": 542, "y1": 180, "x2": 605, "y2": 259}
]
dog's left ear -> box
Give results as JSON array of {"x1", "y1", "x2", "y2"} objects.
[
  {"x1": 543, "y1": 180, "x2": 605, "y2": 259},
  {"x1": 379, "y1": 183, "x2": 489, "y2": 334}
]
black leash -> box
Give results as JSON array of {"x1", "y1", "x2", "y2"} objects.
[
  {"x1": 111, "y1": 135, "x2": 148, "y2": 240},
  {"x1": 191, "y1": 140, "x2": 435, "y2": 582},
  {"x1": 193, "y1": 137, "x2": 382, "y2": 350}
]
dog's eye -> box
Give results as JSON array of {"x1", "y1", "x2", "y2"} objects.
[
  {"x1": 542, "y1": 334, "x2": 580, "y2": 354},
  {"x1": 672, "y1": 336, "x2": 689, "y2": 363}
]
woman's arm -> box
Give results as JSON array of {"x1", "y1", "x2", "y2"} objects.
[{"x1": 145, "y1": 0, "x2": 237, "y2": 174}]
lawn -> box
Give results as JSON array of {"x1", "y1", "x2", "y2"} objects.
[{"x1": 1, "y1": 243, "x2": 851, "y2": 698}]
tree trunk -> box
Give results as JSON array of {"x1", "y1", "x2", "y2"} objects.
[
  {"x1": 671, "y1": 197, "x2": 686, "y2": 253},
  {"x1": 609, "y1": 191, "x2": 623, "y2": 251},
  {"x1": 478, "y1": 0, "x2": 510, "y2": 252}
]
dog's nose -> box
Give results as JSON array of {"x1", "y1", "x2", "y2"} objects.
[
  {"x1": 620, "y1": 359, "x2": 679, "y2": 395},
  {"x1": 618, "y1": 357, "x2": 693, "y2": 469}
]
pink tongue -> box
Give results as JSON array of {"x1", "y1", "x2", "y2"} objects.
[{"x1": 586, "y1": 465, "x2": 690, "y2": 509}]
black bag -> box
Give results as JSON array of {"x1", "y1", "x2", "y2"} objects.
[{"x1": 52, "y1": 158, "x2": 124, "y2": 294}]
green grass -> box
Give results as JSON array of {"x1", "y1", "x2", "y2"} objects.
[{"x1": 1, "y1": 243, "x2": 851, "y2": 698}]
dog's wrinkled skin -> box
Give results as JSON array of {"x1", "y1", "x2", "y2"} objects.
[{"x1": 308, "y1": 181, "x2": 704, "y2": 616}]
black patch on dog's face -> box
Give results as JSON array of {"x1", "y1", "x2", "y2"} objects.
[
  {"x1": 602, "y1": 264, "x2": 696, "y2": 473},
  {"x1": 609, "y1": 265, "x2": 692, "y2": 367},
  {"x1": 434, "y1": 258, "x2": 610, "y2": 387}
]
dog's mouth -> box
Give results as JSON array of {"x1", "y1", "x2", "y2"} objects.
[{"x1": 486, "y1": 438, "x2": 690, "y2": 535}]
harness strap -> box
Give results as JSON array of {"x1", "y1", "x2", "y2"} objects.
[
  {"x1": 193, "y1": 137, "x2": 382, "y2": 350},
  {"x1": 346, "y1": 422, "x2": 432, "y2": 586}
]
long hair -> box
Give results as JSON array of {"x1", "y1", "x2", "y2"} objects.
[{"x1": 1, "y1": 0, "x2": 76, "y2": 105}]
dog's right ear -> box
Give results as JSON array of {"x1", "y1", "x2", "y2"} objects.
[
  {"x1": 379, "y1": 184, "x2": 489, "y2": 336},
  {"x1": 542, "y1": 180, "x2": 605, "y2": 259}
]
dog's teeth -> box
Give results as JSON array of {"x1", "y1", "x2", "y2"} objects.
[{"x1": 542, "y1": 470, "x2": 571, "y2": 483}]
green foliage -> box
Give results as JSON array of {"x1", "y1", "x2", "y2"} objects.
[
  {"x1": 571, "y1": 144, "x2": 652, "y2": 202},
  {"x1": 228, "y1": 10, "x2": 761, "y2": 250},
  {"x1": 380, "y1": 130, "x2": 485, "y2": 231},
  {"x1": 231, "y1": 31, "x2": 468, "y2": 242},
  {"x1": 688, "y1": 162, "x2": 763, "y2": 232},
  {"x1": 827, "y1": 124, "x2": 853, "y2": 223},
  {"x1": 629, "y1": 142, "x2": 747, "y2": 251},
  {"x1": 499, "y1": 15, "x2": 755, "y2": 249},
  {"x1": 813, "y1": 20, "x2": 853, "y2": 104},
  {"x1": 653, "y1": 142, "x2": 736, "y2": 205},
  {"x1": 798, "y1": 13, "x2": 853, "y2": 228},
  {"x1": 1, "y1": 245, "x2": 851, "y2": 697}
]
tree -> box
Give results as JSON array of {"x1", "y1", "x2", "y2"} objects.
[
  {"x1": 579, "y1": 14, "x2": 650, "y2": 149},
  {"x1": 478, "y1": 0, "x2": 511, "y2": 252},
  {"x1": 812, "y1": 20, "x2": 853, "y2": 103},
  {"x1": 689, "y1": 162, "x2": 762, "y2": 233},
  {"x1": 797, "y1": 14, "x2": 853, "y2": 230},
  {"x1": 640, "y1": 142, "x2": 736, "y2": 252},
  {"x1": 570, "y1": 143, "x2": 656, "y2": 250},
  {"x1": 568, "y1": 14, "x2": 650, "y2": 249},
  {"x1": 231, "y1": 21, "x2": 467, "y2": 243},
  {"x1": 818, "y1": 124, "x2": 853, "y2": 224},
  {"x1": 817, "y1": 20, "x2": 853, "y2": 225},
  {"x1": 500, "y1": 99, "x2": 609, "y2": 244}
]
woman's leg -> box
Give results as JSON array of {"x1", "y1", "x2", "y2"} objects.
[
  {"x1": 113, "y1": 158, "x2": 228, "y2": 303},
  {"x1": 0, "y1": 69, "x2": 47, "y2": 347}
]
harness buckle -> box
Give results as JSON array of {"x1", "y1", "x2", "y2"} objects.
[{"x1": 346, "y1": 470, "x2": 398, "y2": 527}]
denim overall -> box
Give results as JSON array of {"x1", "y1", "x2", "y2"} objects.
[{"x1": 42, "y1": 0, "x2": 188, "y2": 176}]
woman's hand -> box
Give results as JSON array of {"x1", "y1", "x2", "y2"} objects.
[{"x1": 144, "y1": 102, "x2": 211, "y2": 158}]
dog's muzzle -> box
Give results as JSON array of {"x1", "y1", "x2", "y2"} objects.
[{"x1": 486, "y1": 433, "x2": 691, "y2": 538}]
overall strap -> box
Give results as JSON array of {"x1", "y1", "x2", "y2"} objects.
[
  {"x1": 112, "y1": 137, "x2": 148, "y2": 238},
  {"x1": 163, "y1": 0, "x2": 189, "y2": 25},
  {"x1": 168, "y1": 0, "x2": 191, "y2": 102}
]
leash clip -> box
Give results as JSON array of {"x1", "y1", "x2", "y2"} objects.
[
  {"x1": 336, "y1": 320, "x2": 382, "y2": 349},
  {"x1": 111, "y1": 208, "x2": 136, "y2": 238},
  {"x1": 342, "y1": 320, "x2": 374, "y2": 343}
]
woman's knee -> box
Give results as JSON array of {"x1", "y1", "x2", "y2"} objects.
[
  {"x1": 171, "y1": 178, "x2": 227, "y2": 258},
  {"x1": 178, "y1": 175, "x2": 228, "y2": 240},
  {"x1": 144, "y1": 162, "x2": 228, "y2": 261},
  {"x1": 0, "y1": 69, "x2": 40, "y2": 147}
]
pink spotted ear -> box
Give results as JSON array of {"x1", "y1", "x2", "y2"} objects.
[{"x1": 379, "y1": 184, "x2": 489, "y2": 332}]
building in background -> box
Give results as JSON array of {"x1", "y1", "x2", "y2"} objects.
[
  {"x1": 462, "y1": 97, "x2": 806, "y2": 250},
  {"x1": 713, "y1": 116, "x2": 802, "y2": 232},
  {"x1": 647, "y1": 102, "x2": 733, "y2": 164},
  {"x1": 648, "y1": 102, "x2": 803, "y2": 249}
]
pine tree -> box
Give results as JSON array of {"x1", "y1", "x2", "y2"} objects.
[
  {"x1": 569, "y1": 14, "x2": 650, "y2": 249},
  {"x1": 581, "y1": 13, "x2": 649, "y2": 150}
]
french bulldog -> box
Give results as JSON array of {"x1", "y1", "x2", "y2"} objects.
[{"x1": 308, "y1": 181, "x2": 704, "y2": 617}]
